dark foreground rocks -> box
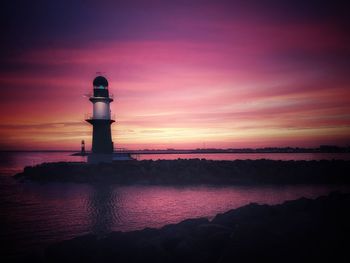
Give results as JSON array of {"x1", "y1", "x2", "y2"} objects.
[
  {"x1": 45, "y1": 192, "x2": 350, "y2": 263},
  {"x1": 15, "y1": 159, "x2": 350, "y2": 185}
]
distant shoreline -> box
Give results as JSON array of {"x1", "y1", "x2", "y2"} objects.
[
  {"x1": 2, "y1": 145, "x2": 350, "y2": 154},
  {"x1": 15, "y1": 159, "x2": 350, "y2": 185}
]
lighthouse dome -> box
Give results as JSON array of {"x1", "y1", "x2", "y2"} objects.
[{"x1": 93, "y1": 76, "x2": 108, "y2": 88}]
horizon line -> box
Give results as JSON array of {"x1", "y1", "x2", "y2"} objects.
[{"x1": 1, "y1": 145, "x2": 350, "y2": 153}]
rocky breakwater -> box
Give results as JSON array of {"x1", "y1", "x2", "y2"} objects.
[
  {"x1": 44, "y1": 192, "x2": 350, "y2": 262},
  {"x1": 15, "y1": 159, "x2": 350, "y2": 185}
]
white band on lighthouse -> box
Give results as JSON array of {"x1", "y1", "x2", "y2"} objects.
[{"x1": 93, "y1": 101, "x2": 111, "y2": 119}]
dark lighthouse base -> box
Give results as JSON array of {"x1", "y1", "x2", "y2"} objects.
[
  {"x1": 86, "y1": 119, "x2": 114, "y2": 153},
  {"x1": 86, "y1": 119, "x2": 115, "y2": 164},
  {"x1": 87, "y1": 153, "x2": 113, "y2": 164}
]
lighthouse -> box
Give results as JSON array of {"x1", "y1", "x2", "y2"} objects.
[{"x1": 86, "y1": 76, "x2": 114, "y2": 163}]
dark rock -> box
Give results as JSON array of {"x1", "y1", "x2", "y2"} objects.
[
  {"x1": 14, "y1": 159, "x2": 350, "y2": 185},
  {"x1": 45, "y1": 234, "x2": 98, "y2": 263}
]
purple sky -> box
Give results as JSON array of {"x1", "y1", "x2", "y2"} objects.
[{"x1": 0, "y1": 0, "x2": 349, "y2": 150}]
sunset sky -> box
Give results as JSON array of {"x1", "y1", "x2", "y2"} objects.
[{"x1": 0, "y1": 0, "x2": 349, "y2": 150}]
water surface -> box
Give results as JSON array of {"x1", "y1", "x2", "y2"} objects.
[{"x1": 1, "y1": 151, "x2": 349, "y2": 258}]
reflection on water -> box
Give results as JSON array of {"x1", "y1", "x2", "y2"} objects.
[
  {"x1": 87, "y1": 185, "x2": 120, "y2": 236},
  {"x1": 1, "y1": 151, "x2": 350, "y2": 258},
  {"x1": 3, "y1": 181, "x2": 350, "y2": 242}
]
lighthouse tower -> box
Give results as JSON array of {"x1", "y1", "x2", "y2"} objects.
[{"x1": 86, "y1": 76, "x2": 114, "y2": 162}]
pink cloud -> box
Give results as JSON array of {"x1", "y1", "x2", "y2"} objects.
[{"x1": 1, "y1": 15, "x2": 349, "y2": 150}]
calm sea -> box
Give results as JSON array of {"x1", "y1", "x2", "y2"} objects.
[{"x1": 1, "y1": 151, "x2": 350, "y2": 259}]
